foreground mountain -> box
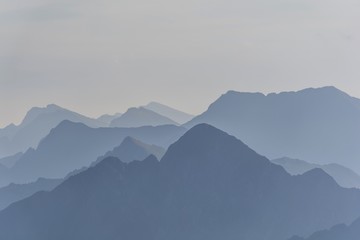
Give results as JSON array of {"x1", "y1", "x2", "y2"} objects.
[
  {"x1": 289, "y1": 218, "x2": 360, "y2": 240},
  {"x1": 110, "y1": 107, "x2": 179, "y2": 127},
  {"x1": 1, "y1": 124, "x2": 360, "y2": 240},
  {"x1": 0, "y1": 178, "x2": 62, "y2": 211},
  {"x1": 273, "y1": 157, "x2": 360, "y2": 188},
  {"x1": 0, "y1": 104, "x2": 105, "y2": 158},
  {"x1": 0, "y1": 121, "x2": 185, "y2": 187},
  {"x1": 186, "y1": 87, "x2": 360, "y2": 172},
  {"x1": 144, "y1": 102, "x2": 194, "y2": 124},
  {"x1": 96, "y1": 136, "x2": 165, "y2": 164}
]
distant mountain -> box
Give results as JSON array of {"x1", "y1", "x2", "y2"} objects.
[
  {"x1": 185, "y1": 87, "x2": 360, "y2": 172},
  {"x1": 0, "y1": 121, "x2": 186, "y2": 187},
  {"x1": 95, "y1": 136, "x2": 166, "y2": 164},
  {"x1": 273, "y1": 157, "x2": 360, "y2": 189},
  {"x1": 0, "y1": 163, "x2": 10, "y2": 188},
  {"x1": 1, "y1": 124, "x2": 360, "y2": 240},
  {"x1": 110, "y1": 107, "x2": 179, "y2": 128},
  {"x1": 289, "y1": 218, "x2": 360, "y2": 240},
  {"x1": 0, "y1": 104, "x2": 106, "y2": 158},
  {"x1": 144, "y1": 102, "x2": 194, "y2": 124},
  {"x1": 0, "y1": 152, "x2": 24, "y2": 168},
  {"x1": 0, "y1": 178, "x2": 61, "y2": 211},
  {"x1": 97, "y1": 113, "x2": 122, "y2": 126}
]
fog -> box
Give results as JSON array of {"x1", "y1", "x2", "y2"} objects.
[{"x1": 1, "y1": 0, "x2": 360, "y2": 127}]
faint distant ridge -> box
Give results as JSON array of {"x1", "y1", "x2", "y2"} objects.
[
  {"x1": 97, "y1": 113, "x2": 122, "y2": 125},
  {"x1": 0, "y1": 104, "x2": 106, "y2": 158},
  {"x1": 110, "y1": 107, "x2": 179, "y2": 128},
  {"x1": 0, "y1": 120, "x2": 186, "y2": 187},
  {"x1": 2, "y1": 124, "x2": 360, "y2": 240},
  {"x1": 273, "y1": 157, "x2": 360, "y2": 189},
  {"x1": 185, "y1": 86, "x2": 360, "y2": 172},
  {"x1": 94, "y1": 136, "x2": 166, "y2": 165},
  {"x1": 143, "y1": 102, "x2": 194, "y2": 124}
]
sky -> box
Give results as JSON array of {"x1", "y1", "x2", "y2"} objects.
[{"x1": 1, "y1": 0, "x2": 360, "y2": 127}]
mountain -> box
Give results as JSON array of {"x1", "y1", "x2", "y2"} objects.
[
  {"x1": 95, "y1": 136, "x2": 166, "y2": 164},
  {"x1": 0, "y1": 163, "x2": 10, "y2": 188},
  {"x1": 144, "y1": 102, "x2": 194, "y2": 124},
  {"x1": 0, "y1": 104, "x2": 106, "y2": 158},
  {"x1": 110, "y1": 107, "x2": 179, "y2": 127},
  {"x1": 185, "y1": 87, "x2": 360, "y2": 172},
  {"x1": 97, "y1": 113, "x2": 122, "y2": 126},
  {"x1": 273, "y1": 157, "x2": 360, "y2": 188},
  {"x1": 0, "y1": 121, "x2": 186, "y2": 187},
  {"x1": 0, "y1": 152, "x2": 24, "y2": 168},
  {"x1": 0, "y1": 178, "x2": 62, "y2": 211},
  {"x1": 1, "y1": 124, "x2": 360, "y2": 240},
  {"x1": 289, "y1": 218, "x2": 360, "y2": 240}
]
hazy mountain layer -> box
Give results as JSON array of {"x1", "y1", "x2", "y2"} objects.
[
  {"x1": 96, "y1": 136, "x2": 166, "y2": 164},
  {"x1": 110, "y1": 107, "x2": 179, "y2": 127},
  {"x1": 1, "y1": 124, "x2": 360, "y2": 240},
  {"x1": 97, "y1": 113, "x2": 122, "y2": 126},
  {"x1": 273, "y1": 157, "x2": 360, "y2": 188},
  {"x1": 0, "y1": 178, "x2": 62, "y2": 211},
  {"x1": 0, "y1": 104, "x2": 106, "y2": 158},
  {"x1": 289, "y1": 218, "x2": 360, "y2": 240},
  {"x1": 0, "y1": 121, "x2": 186, "y2": 187},
  {"x1": 0, "y1": 152, "x2": 24, "y2": 168},
  {"x1": 186, "y1": 87, "x2": 360, "y2": 172},
  {"x1": 144, "y1": 102, "x2": 194, "y2": 124}
]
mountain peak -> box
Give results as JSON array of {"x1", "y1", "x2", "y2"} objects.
[
  {"x1": 300, "y1": 168, "x2": 338, "y2": 186},
  {"x1": 95, "y1": 136, "x2": 165, "y2": 165},
  {"x1": 162, "y1": 124, "x2": 268, "y2": 169},
  {"x1": 45, "y1": 104, "x2": 63, "y2": 110},
  {"x1": 296, "y1": 86, "x2": 347, "y2": 96},
  {"x1": 110, "y1": 107, "x2": 179, "y2": 128},
  {"x1": 54, "y1": 120, "x2": 88, "y2": 130},
  {"x1": 122, "y1": 136, "x2": 138, "y2": 144}
]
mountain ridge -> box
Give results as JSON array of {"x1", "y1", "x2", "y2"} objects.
[
  {"x1": 110, "y1": 107, "x2": 179, "y2": 128},
  {"x1": 1, "y1": 124, "x2": 360, "y2": 240},
  {"x1": 185, "y1": 86, "x2": 360, "y2": 172}
]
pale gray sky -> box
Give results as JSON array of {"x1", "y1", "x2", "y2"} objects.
[{"x1": 1, "y1": 0, "x2": 360, "y2": 127}]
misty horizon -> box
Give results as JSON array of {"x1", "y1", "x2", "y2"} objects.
[
  {"x1": 1, "y1": 1, "x2": 360, "y2": 239},
  {"x1": 2, "y1": 0, "x2": 360, "y2": 129},
  {"x1": 0, "y1": 85, "x2": 357, "y2": 128}
]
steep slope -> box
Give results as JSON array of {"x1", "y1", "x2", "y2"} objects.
[
  {"x1": 1, "y1": 121, "x2": 185, "y2": 186},
  {"x1": 0, "y1": 178, "x2": 62, "y2": 211},
  {"x1": 144, "y1": 102, "x2": 194, "y2": 124},
  {"x1": 185, "y1": 87, "x2": 360, "y2": 172},
  {"x1": 110, "y1": 107, "x2": 179, "y2": 127},
  {"x1": 96, "y1": 136, "x2": 166, "y2": 164},
  {"x1": 273, "y1": 157, "x2": 360, "y2": 188},
  {"x1": 0, "y1": 104, "x2": 105, "y2": 158},
  {"x1": 0, "y1": 124, "x2": 360, "y2": 240}
]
